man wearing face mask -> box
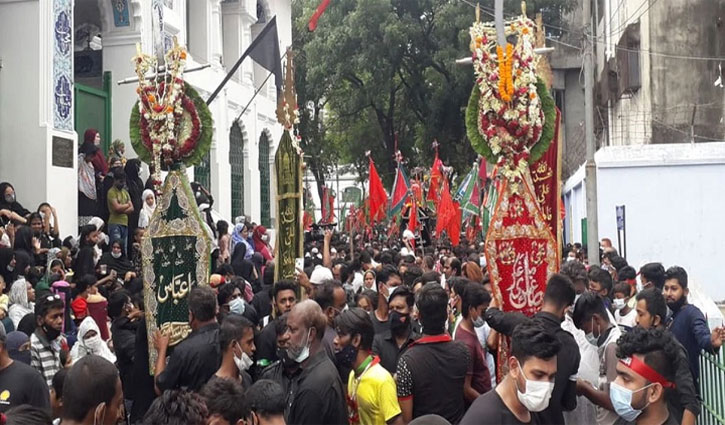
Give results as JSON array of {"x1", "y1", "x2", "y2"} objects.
[
  {"x1": 287, "y1": 300, "x2": 347, "y2": 425},
  {"x1": 0, "y1": 331, "x2": 50, "y2": 412},
  {"x1": 573, "y1": 292, "x2": 622, "y2": 425},
  {"x1": 333, "y1": 308, "x2": 403, "y2": 425},
  {"x1": 485, "y1": 274, "x2": 580, "y2": 425},
  {"x1": 213, "y1": 313, "x2": 256, "y2": 390},
  {"x1": 634, "y1": 288, "x2": 700, "y2": 425},
  {"x1": 454, "y1": 284, "x2": 492, "y2": 405},
  {"x1": 662, "y1": 266, "x2": 724, "y2": 391},
  {"x1": 153, "y1": 286, "x2": 221, "y2": 393},
  {"x1": 30, "y1": 293, "x2": 66, "y2": 387},
  {"x1": 396, "y1": 283, "x2": 470, "y2": 424},
  {"x1": 372, "y1": 286, "x2": 419, "y2": 375},
  {"x1": 461, "y1": 321, "x2": 560, "y2": 424},
  {"x1": 60, "y1": 355, "x2": 125, "y2": 425},
  {"x1": 313, "y1": 280, "x2": 348, "y2": 363},
  {"x1": 371, "y1": 266, "x2": 403, "y2": 336},
  {"x1": 259, "y1": 313, "x2": 303, "y2": 422},
  {"x1": 609, "y1": 327, "x2": 679, "y2": 425}
]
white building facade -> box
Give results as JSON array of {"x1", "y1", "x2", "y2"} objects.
[{"x1": 0, "y1": 0, "x2": 291, "y2": 236}]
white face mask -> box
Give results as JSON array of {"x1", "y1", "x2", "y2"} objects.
[
  {"x1": 111, "y1": 251, "x2": 122, "y2": 259},
  {"x1": 613, "y1": 298, "x2": 626, "y2": 310},
  {"x1": 515, "y1": 361, "x2": 555, "y2": 412},
  {"x1": 234, "y1": 344, "x2": 254, "y2": 371},
  {"x1": 289, "y1": 328, "x2": 312, "y2": 363},
  {"x1": 84, "y1": 335, "x2": 105, "y2": 353}
]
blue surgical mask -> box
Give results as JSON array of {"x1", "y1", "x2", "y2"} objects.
[
  {"x1": 473, "y1": 315, "x2": 485, "y2": 328},
  {"x1": 229, "y1": 297, "x2": 245, "y2": 315},
  {"x1": 609, "y1": 381, "x2": 653, "y2": 422}
]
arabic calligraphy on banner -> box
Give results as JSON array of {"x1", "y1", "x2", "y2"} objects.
[
  {"x1": 484, "y1": 176, "x2": 558, "y2": 317},
  {"x1": 274, "y1": 130, "x2": 303, "y2": 283},
  {"x1": 142, "y1": 166, "x2": 212, "y2": 372},
  {"x1": 528, "y1": 109, "x2": 561, "y2": 242}
]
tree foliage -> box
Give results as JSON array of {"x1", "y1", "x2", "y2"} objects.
[{"x1": 293, "y1": 0, "x2": 575, "y2": 190}]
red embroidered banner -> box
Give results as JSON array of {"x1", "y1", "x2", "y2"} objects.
[
  {"x1": 528, "y1": 108, "x2": 561, "y2": 255},
  {"x1": 484, "y1": 174, "x2": 559, "y2": 381}
]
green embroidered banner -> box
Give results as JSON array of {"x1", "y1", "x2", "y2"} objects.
[
  {"x1": 142, "y1": 165, "x2": 213, "y2": 372},
  {"x1": 274, "y1": 130, "x2": 303, "y2": 282}
]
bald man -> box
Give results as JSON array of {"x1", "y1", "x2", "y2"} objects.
[{"x1": 286, "y1": 300, "x2": 347, "y2": 425}]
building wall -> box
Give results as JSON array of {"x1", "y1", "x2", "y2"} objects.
[
  {"x1": 564, "y1": 143, "x2": 725, "y2": 301},
  {"x1": 0, "y1": 0, "x2": 78, "y2": 237}
]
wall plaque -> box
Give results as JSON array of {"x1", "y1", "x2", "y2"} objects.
[{"x1": 52, "y1": 136, "x2": 74, "y2": 168}]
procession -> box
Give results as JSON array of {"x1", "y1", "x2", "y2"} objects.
[{"x1": 0, "y1": 0, "x2": 724, "y2": 424}]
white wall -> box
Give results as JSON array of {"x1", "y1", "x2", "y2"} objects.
[
  {"x1": 564, "y1": 143, "x2": 725, "y2": 300},
  {"x1": 0, "y1": 0, "x2": 78, "y2": 237}
]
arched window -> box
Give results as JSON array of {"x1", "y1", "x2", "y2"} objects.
[
  {"x1": 229, "y1": 122, "x2": 245, "y2": 220},
  {"x1": 195, "y1": 153, "x2": 211, "y2": 191},
  {"x1": 258, "y1": 131, "x2": 271, "y2": 227}
]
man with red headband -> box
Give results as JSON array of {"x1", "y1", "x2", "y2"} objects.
[{"x1": 610, "y1": 327, "x2": 679, "y2": 425}]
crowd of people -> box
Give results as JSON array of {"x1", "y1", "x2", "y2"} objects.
[{"x1": 0, "y1": 140, "x2": 724, "y2": 425}]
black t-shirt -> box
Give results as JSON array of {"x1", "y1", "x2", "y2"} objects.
[
  {"x1": 156, "y1": 323, "x2": 221, "y2": 392},
  {"x1": 288, "y1": 351, "x2": 347, "y2": 425},
  {"x1": 461, "y1": 389, "x2": 535, "y2": 425},
  {"x1": 371, "y1": 311, "x2": 390, "y2": 335},
  {"x1": 396, "y1": 336, "x2": 470, "y2": 424},
  {"x1": 0, "y1": 361, "x2": 50, "y2": 412},
  {"x1": 255, "y1": 319, "x2": 279, "y2": 368},
  {"x1": 614, "y1": 412, "x2": 680, "y2": 425}
]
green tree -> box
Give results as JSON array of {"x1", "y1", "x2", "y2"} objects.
[{"x1": 293, "y1": 0, "x2": 575, "y2": 189}]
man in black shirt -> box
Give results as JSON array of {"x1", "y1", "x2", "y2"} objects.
[
  {"x1": 255, "y1": 280, "x2": 298, "y2": 370},
  {"x1": 485, "y1": 274, "x2": 580, "y2": 424},
  {"x1": 396, "y1": 283, "x2": 470, "y2": 424},
  {"x1": 372, "y1": 286, "x2": 419, "y2": 374},
  {"x1": 0, "y1": 331, "x2": 49, "y2": 412},
  {"x1": 108, "y1": 290, "x2": 141, "y2": 401},
  {"x1": 153, "y1": 286, "x2": 221, "y2": 393},
  {"x1": 461, "y1": 321, "x2": 561, "y2": 425},
  {"x1": 611, "y1": 327, "x2": 680, "y2": 425},
  {"x1": 286, "y1": 300, "x2": 347, "y2": 425},
  {"x1": 634, "y1": 288, "x2": 700, "y2": 425}
]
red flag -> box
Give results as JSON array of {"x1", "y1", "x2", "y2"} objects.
[
  {"x1": 408, "y1": 204, "x2": 418, "y2": 233},
  {"x1": 450, "y1": 202, "x2": 462, "y2": 246},
  {"x1": 368, "y1": 157, "x2": 388, "y2": 223},
  {"x1": 321, "y1": 187, "x2": 329, "y2": 224},
  {"x1": 427, "y1": 154, "x2": 443, "y2": 208},
  {"x1": 307, "y1": 0, "x2": 331, "y2": 32},
  {"x1": 327, "y1": 189, "x2": 336, "y2": 223},
  {"x1": 303, "y1": 211, "x2": 313, "y2": 231},
  {"x1": 436, "y1": 180, "x2": 455, "y2": 235}
]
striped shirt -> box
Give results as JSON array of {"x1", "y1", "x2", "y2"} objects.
[{"x1": 30, "y1": 332, "x2": 63, "y2": 387}]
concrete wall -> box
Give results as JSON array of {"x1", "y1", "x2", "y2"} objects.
[
  {"x1": 0, "y1": 0, "x2": 78, "y2": 237},
  {"x1": 564, "y1": 143, "x2": 725, "y2": 301}
]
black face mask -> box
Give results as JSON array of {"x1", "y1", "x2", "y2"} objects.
[
  {"x1": 42, "y1": 324, "x2": 61, "y2": 341},
  {"x1": 667, "y1": 296, "x2": 686, "y2": 313},
  {"x1": 334, "y1": 345, "x2": 357, "y2": 368},
  {"x1": 389, "y1": 311, "x2": 411, "y2": 336}
]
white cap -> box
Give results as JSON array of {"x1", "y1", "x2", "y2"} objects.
[
  {"x1": 331, "y1": 247, "x2": 337, "y2": 254},
  {"x1": 311, "y1": 247, "x2": 319, "y2": 255},
  {"x1": 400, "y1": 247, "x2": 411, "y2": 257},
  {"x1": 403, "y1": 229, "x2": 414, "y2": 241},
  {"x1": 310, "y1": 266, "x2": 333, "y2": 285}
]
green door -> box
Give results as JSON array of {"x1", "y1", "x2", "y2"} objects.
[
  {"x1": 230, "y1": 122, "x2": 245, "y2": 221},
  {"x1": 74, "y1": 72, "x2": 112, "y2": 153}
]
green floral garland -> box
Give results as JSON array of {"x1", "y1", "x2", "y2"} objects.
[
  {"x1": 130, "y1": 83, "x2": 213, "y2": 168},
  {"x1": 466, "y1": 77, "x2": 555, "y2": 165}
]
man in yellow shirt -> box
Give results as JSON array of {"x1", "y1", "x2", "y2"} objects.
[{"x1": 334, "y1": 308, "x2": 404, "y2": 425}]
